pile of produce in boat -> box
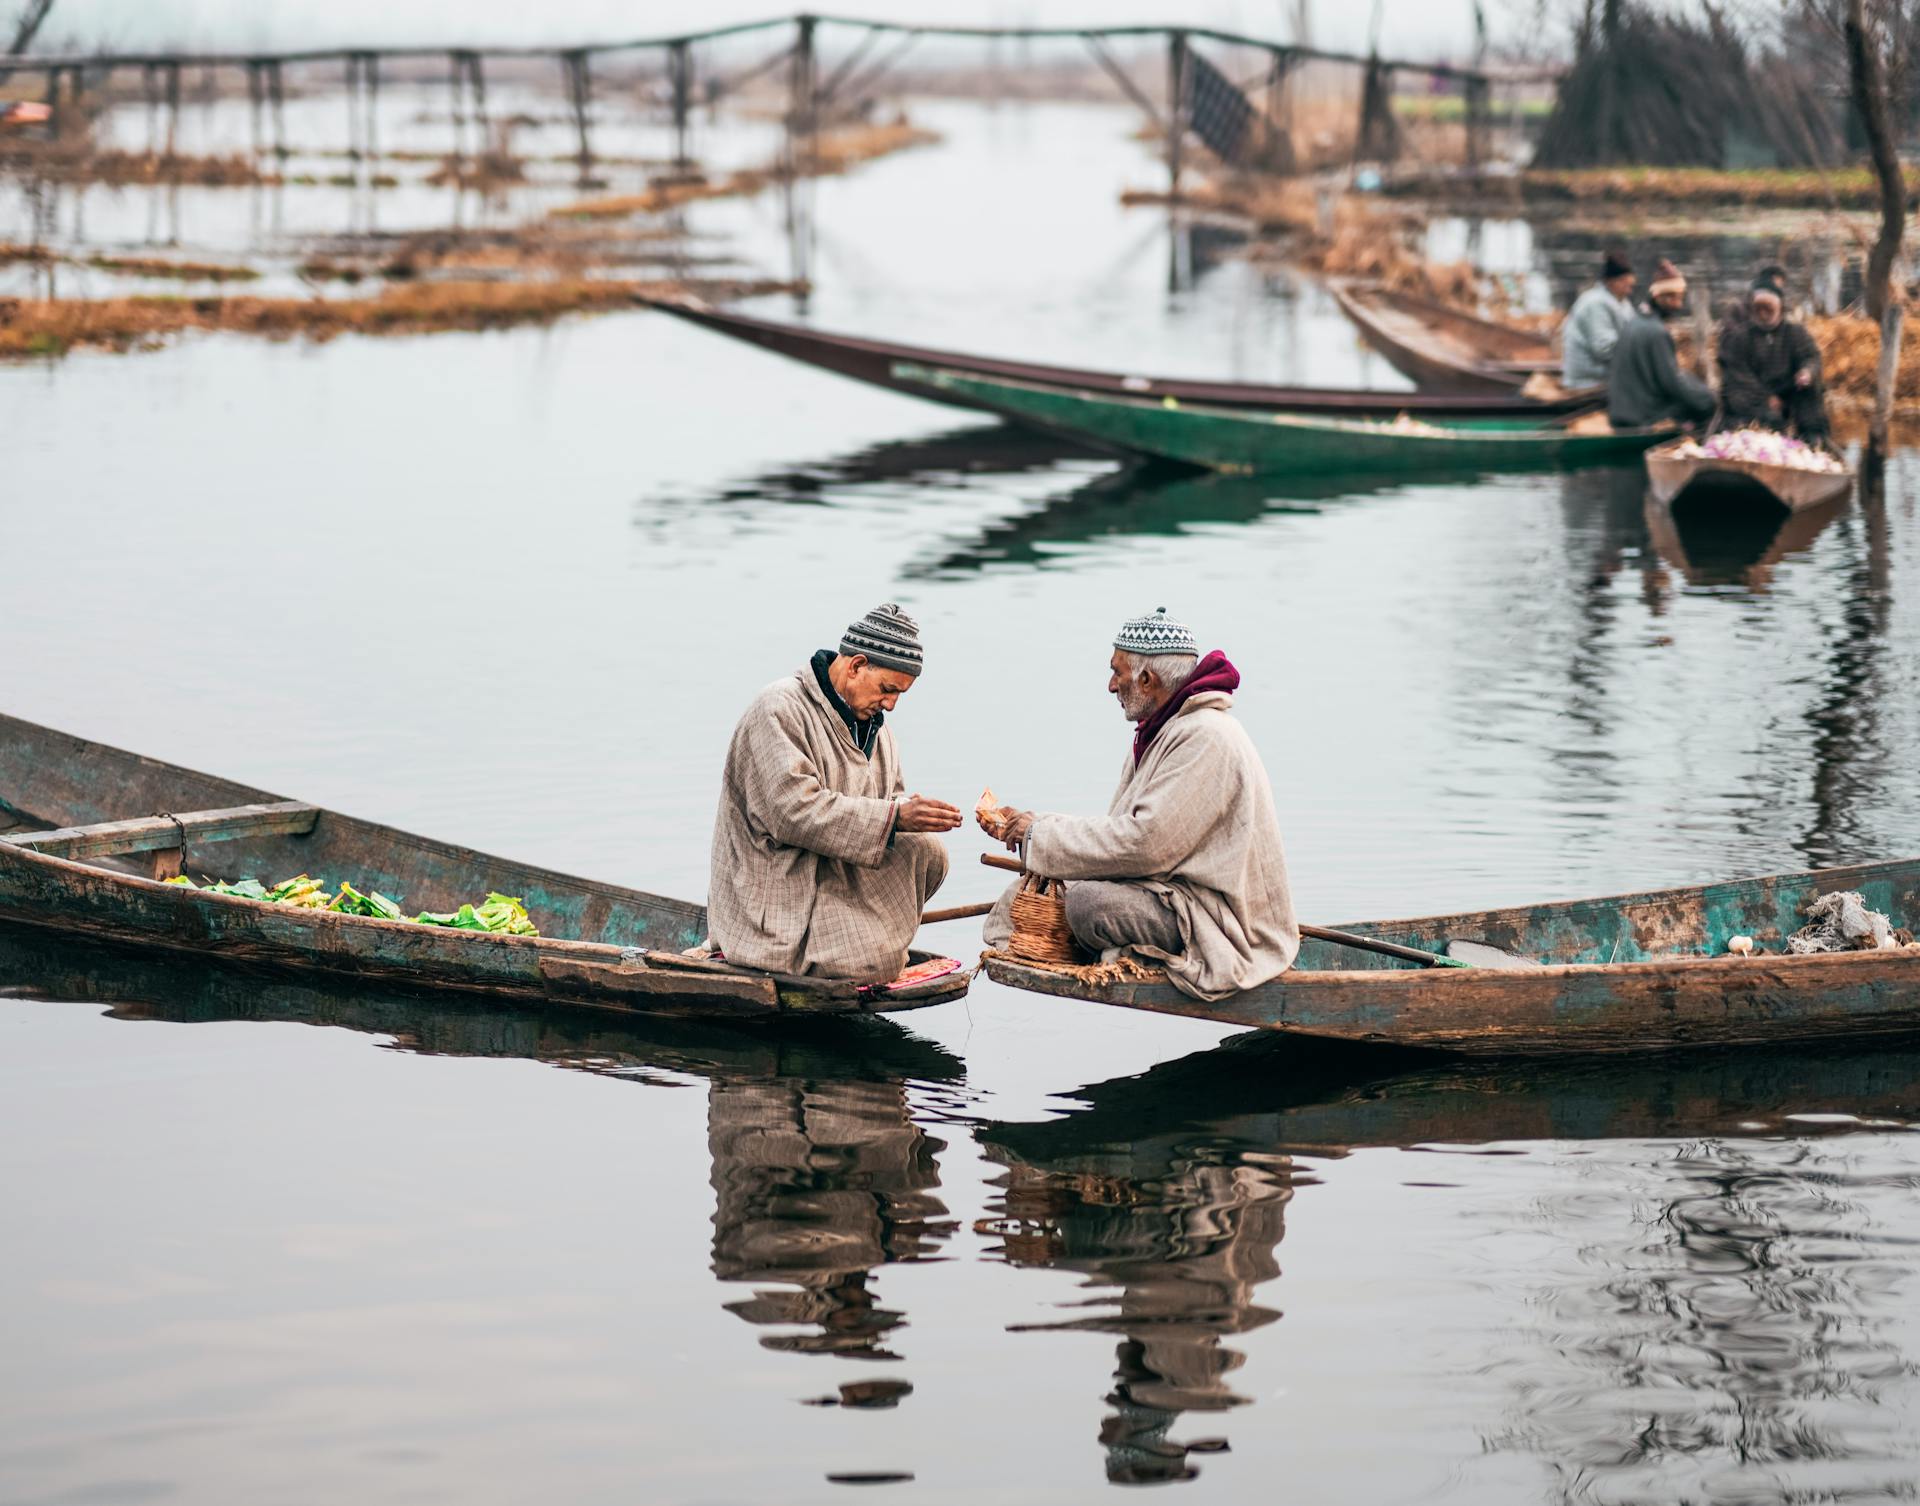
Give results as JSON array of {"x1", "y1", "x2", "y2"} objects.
[
  {"x1": 1355, "y1": 413, "x2": 1449, "y2": 436},
  {"x1": 1671, "y1": 429, "x2": 1847, "y2": 473},
  {"x1": 1785, "y1": 890, "x2": 1911, "y2": 953},
  {"x1": 414, "y1": 892, "x2": 538, "y2": 936},
  {"x1": 163, "y1": 874, "x2": 537, "y2": 934}
]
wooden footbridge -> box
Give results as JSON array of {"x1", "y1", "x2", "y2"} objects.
[{"x1": 0, "y1": 12, "x2": 1558, "y2": 185}]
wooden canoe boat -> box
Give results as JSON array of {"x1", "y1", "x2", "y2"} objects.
[
  {"x1": 1644, "y1": 436, "x2": 1856, "y2": 512},
  {"x1": 984, "y1": 857, "x2": 1920, "y2": 1055},
  {"x1": 0, "y1": 714, "x2": 972, "y2": 1021},
  {"x1": 1328, "y1": 279, "x2": 1566, "y2": 396},
  {"x1": 898, "y1": 364, "x2": 1666, "y2": 476},
  {"x1": 639, "y1": 295, "x2": 1604, "y2": 420}
]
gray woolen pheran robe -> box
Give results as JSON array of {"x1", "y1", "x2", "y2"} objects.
[
  {"x1": 708, "y1": 667, "x2": 949, "y2": 981},
  {"x1": 986, "y1": 692, "x2": 1298, "y2": 1001}
]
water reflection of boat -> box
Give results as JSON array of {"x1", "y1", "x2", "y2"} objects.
[
  {"x1": 1645, "y1": 486, "x2": 1847, "y2": 590},
  {"x1": 976, "y1": 1028, "x2": 1920, "y2": 1485},
  {"x1": 1, "y1": 925, "x2": 962, "y2": 1387},
  {"x1": 714, "y1": 422, "x2": 1100, "y2": 504},
  {"x1": 909, "y1": 464, "x2": 1417, "y2": 577}
]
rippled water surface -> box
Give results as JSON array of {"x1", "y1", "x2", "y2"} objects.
[{"x1": 6, "y1": 96, "x2": 1920, "y2": 1504}]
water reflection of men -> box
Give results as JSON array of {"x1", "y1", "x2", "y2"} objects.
[
  {"x1": 1607, "y1": 260, "x2": 1716, "y2": 431},
  {"x1": 1718, "y1": 278, "x2": 1830, "y2": 445},
  {"x1": 989, "y1": 1154, "x2": 1291, "y2": 1484},
  {"x1": 708, "y1": 1074, "x2": 951, "y2": 1365}
]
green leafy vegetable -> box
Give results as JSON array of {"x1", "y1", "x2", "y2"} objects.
[
  {"x1": 329, "y1": 881, "x2": 402, "y2": 920},
  {"x1": 167, "y1": 870, "x2": 536, "y2": 936}
]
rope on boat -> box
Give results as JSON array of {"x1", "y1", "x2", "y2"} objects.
[{"x1": 153, "y1": 812, "x2": 189, "y2": 872}]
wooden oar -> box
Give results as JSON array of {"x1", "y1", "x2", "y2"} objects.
[
  {"x1": 920, "y1": 901, "x2": 996, "y2": 924},
  {"x1": 976, "y1": 851, "x2": 1470, "y2": 969}
]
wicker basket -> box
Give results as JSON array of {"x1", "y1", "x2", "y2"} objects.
[{"x1": 1007, "y1": 874, "x2": 1078, "y2": 965}]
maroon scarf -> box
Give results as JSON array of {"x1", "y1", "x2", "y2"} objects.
[{"x1": 1132, "y1": 650, "x2": 1239, "y2": 765}]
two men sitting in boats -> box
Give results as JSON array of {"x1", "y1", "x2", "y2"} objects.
[{"x1": 705, "y1": 603, "x2": 1298, "y2": 1001}]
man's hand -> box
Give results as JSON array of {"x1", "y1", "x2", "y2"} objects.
[
  {"x1": 1794, "y1": 366, "x2": 1814, "y2": 390},
  {"x1": 1768, "y1": 395, "x2": 1785, "y2": 415},
  {"x1": 999, "y1": 810, "x2": 1036, "y2": 850},
  {"x1": 895, "y1": 794, "x2": 963, "y2": 833}
]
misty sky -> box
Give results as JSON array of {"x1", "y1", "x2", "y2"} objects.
[{"x1": 29, "y1": 1, "x2": 1544, "y2": 65}]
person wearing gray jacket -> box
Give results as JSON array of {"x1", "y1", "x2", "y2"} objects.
[{"x1": 1562, "y1": 250, "x2": 1638, "y2": 389}]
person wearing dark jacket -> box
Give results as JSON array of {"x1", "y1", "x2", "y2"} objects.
[
  {"x1": 1717, "y1": 279, "x2": 1828, "y2": 443},
  {"x1": 1607, "y1": 260, "x2": 1716, "y2": 430}
]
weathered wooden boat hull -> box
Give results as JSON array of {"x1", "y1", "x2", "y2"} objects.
[
  {"x1": 1329, "y1": 279, "x2": 1565, "y2": 395},
  {"x1": 0, "y1": 715, "x2": 970, "y2": 1020},
  {"x1": 1645, "y1": 438, "x2": 1856, "y2": 511},
  {"x1": 640, "y1": 295, "x2": 1604, "y2": 419},
  {"x1": 901, "y1": 364, "x2": 1664, "y2": 476},
  {"x1": 985, "y1": 856, "x2": 1920, "y2": 1055}
]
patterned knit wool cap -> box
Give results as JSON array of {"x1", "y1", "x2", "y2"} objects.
[
  {"x1": 1113, "y1": 606, "x2": 1197, "y2": 657},
  {"x1": 841, "y1": 602, "x2": 924, "y2": 675}
]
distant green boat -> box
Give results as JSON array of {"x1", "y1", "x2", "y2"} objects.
[{"x1": 895, "y1": 363, "x2": 1668, "y2": 476}]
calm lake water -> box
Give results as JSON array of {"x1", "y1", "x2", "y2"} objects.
[{"x1": 5, "y1": 96, "x2": 1920, "y2": 1504}]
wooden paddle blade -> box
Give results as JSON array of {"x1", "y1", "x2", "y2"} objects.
[{"x1": 1445, "y1": 939, "x2": 1545, "y2": 969}]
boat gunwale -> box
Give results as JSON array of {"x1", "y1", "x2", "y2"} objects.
[
  {"x1": 898, "y1": 363, "x2": 1664, "y2": 462},
  {"x1": 641, "y1": 294, "x2": 1605, "y2": 417}
]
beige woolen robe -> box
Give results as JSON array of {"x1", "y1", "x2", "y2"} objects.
[
  {"x1": 986, "y1": 691, "x2": 1298, "y2": 1001},
  {"x1": 708, "y1": 667, "x2": 949, "y2": 981}
]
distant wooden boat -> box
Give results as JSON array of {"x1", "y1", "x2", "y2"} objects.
[
  {"x1": 1644, "y1": 436, "x2": 1856, "y2": 512},
  {"x1": 0, "y1": 715, "x2": 972, "y2": 1021},
  {"x1": 898, "y1": 364, "x2": 1665, "y2": 476},
  {"x1": 639, "y1": 295, "x2": 1603, "y2": 420},
  {"x1": 985, "y1": 857, "x2": 1920, "y2": 1055},
  {"x1": 1329, "y1": 279, "x2": 1567, "y2": 396}
]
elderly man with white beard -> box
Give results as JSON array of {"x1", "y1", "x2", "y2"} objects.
[{"x1": 980, "y1": 608, "x2": 1299, "y2": 1002}]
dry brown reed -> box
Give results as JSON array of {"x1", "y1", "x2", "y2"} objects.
[
  {"x1": 85, "y1": 254, "x2": 260, "y2": 282},
  {"x1": 0, "y1": 275, "x2": 800, "y2": 358},
  {"x1": 550, "y1": 118, "x2": 938, "y2": 220},
  {"x1": 1, "y1": 146, "x2": 275, "y2": 186}
]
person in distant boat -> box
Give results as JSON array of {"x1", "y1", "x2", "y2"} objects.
[
  {"x1": 1717, "y1": 277, "x2": 1830, "y2": 445},
  {"x1": 706, "y1": 603, "x2": 959, "y2": 982},
  {"x1": 1561, "y1": 250, "x2": 1638, "y2": 389},
  {"x1": 979, "y1": 608, "x2": 1298, "y2": 1003},
  {"x1": 1607, "y1": 260, "x2": 1716, "y2": 431}
]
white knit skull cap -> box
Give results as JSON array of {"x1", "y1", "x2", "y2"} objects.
[{"x1": 1113, "y1": 607, "x2": 1197, "y2": 656}]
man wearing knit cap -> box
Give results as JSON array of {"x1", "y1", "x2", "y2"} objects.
[
  {"x1": 980, "y1": 608, "x2": 1298, "y2": 1003},
  {"x1": 1607, "y1": 258, "x2": 1716, "y2": 431},
  {"x1": 1562, "y1": 250, "x2": 1637, "y2": 389},
  {"x1": 707, "y1": 603, "x2": 960, "y2": 982}
]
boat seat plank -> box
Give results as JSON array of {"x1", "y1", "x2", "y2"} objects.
[{"x1": 2, "y1": 801, "x2": 320, "y2": 860}]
